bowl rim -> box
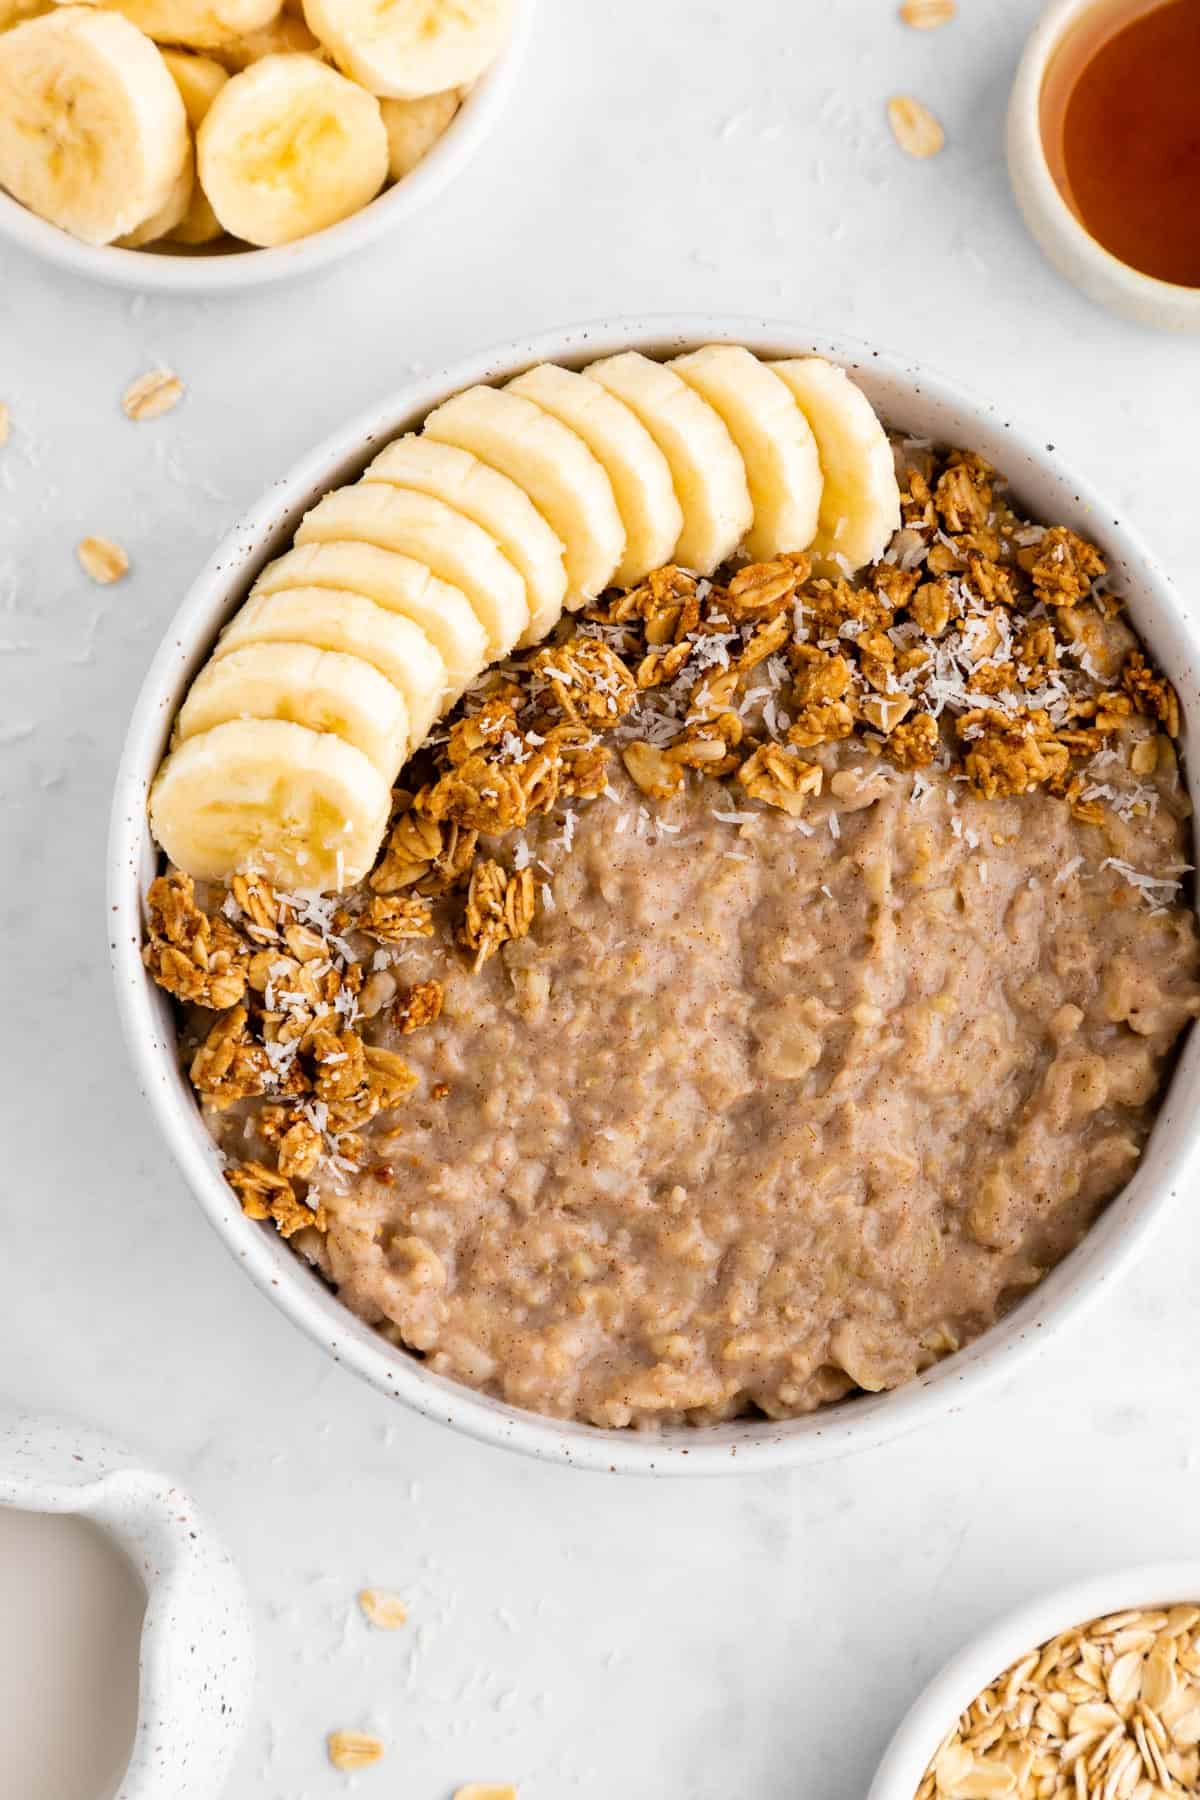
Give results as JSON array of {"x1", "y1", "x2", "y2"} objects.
[
  {"x1": 867, "y1": 1559, "x2": 1200, "y2": 1797},
  {"x1": 1006, "y1": 0, "x2": 1200, "y2": 328},
  {"x1": 0, "y1": 0, "x2": 534, "y2": 295},
  {"x1": 108, "y1": 313, "x2": 1200, "y2": 1475}
]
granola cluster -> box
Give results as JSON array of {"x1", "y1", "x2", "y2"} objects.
[
  {"x1": 142, "y1": 869, "x2": 432, "y2": 1238},
  {"x1": 144, "y1": 439, "x2": 1184, "y2": 1241}
]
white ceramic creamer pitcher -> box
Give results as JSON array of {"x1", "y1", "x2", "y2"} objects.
[{"x1": 0, "y1": 1409, "x2": 254, "y2": 1798}]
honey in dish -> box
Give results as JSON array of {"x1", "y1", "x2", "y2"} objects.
[{"x1": 1041, "y1": 0, "x2": 1200, "y2": 287}]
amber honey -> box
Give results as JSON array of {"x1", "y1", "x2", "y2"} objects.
[{"x1": 1041, "y1": 0, "x2": 1200, "y2": 287}]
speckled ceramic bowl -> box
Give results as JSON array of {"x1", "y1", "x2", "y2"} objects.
[
  {"x1": 0, "y1": 0, "x2": 534, "y2": 295},
  {"x1": 0, "y1": 1410, "x2": 253, "y2": 1797},
  {"x1": 108, "y1": 317, "x2": 1200, "y2": 1474}
]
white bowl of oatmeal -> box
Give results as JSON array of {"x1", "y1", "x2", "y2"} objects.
[
  {"x1": 868, "y1": 1562, "x2": 1200, "y2": 1800},
  {"x1": 108, "y1": 319, "x2": 1200, "y2": 1473}
]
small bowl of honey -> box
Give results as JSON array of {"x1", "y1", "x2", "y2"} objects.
[{"x1": 1008, "y1": 0, "x2": 1200, "y2": 328}]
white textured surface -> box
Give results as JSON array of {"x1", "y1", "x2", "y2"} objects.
[{"x1": 2, "y1": 2, "x2": 1199, "y2": 1796}]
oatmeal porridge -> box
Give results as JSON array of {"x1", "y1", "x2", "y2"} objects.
[{"x1": 144, "y1": 428, "x2": 1199, "y2": 1430}]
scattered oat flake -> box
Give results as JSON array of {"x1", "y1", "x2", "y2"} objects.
[
  {"x1": 887, "y1": 94, "x2": 945, "y2": 158},
  {"x1": 454, "y1": 1787, "x2": 517, "y2": 1800},
  {"x1": 0, "y1": 403, "x2": 9, "y2": 447},
  {"x1": 77, "y1": 535, "x2": 128, "y2": 584},
  {"x1": 122, "y1": 368, "x2": 184, "y2": 421},
  {"x1": 900, "y1": 0, "x2": 955, "y2": 26},
  {"x1": 327, "y1": 1730, "x2": 384, "y2": 1771},
  {"x1": 358, "y1": 1588, "x2": 408, "y2": 1630}
]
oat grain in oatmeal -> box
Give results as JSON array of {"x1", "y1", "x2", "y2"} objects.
[{"x1": 145, "y1": 430, "x2": 1199, "y2": 1430}]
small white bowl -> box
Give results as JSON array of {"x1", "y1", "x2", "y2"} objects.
[
  {"x1": 0, "y1": 3, "x2": 533, "y2": 294},
  {"x1": 108, "y1": 315, "x2": 1200, "y2": 1476},
  {"x1": 0, "y1": 1408, "x2": 254, "y2": 1799},
  {"x1": 869, "y1": 1561, "x2": 1200, "y2": 1798},
  {"x1": 1007, "y1": 0, "x2": 1200, "y2": 330}
]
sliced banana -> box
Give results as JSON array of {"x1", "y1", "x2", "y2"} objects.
[
  {"x1": 364, "y1": 435, "x2": 566, "y2": 647},
  {"x1": 583, "y1": 352, "x2": 752, "y2": 577},
  {"x1": 380, "y1": 89, "x2": 458, "y2": 180},
  {"x1": 160, "y1": 49, "x2": 226, "y2": 243},
  {"x1": 251, "y1": 540, "x2": 487, "y2": 701},
  {"x1": 0, "y1": 0, "x2": 52, "y2": 28},
  {"x1": 0, "y1": 10, "x2": 189, "y2": 245},
  {"x1": 301, "y1": 0, "x2": 513, "y2": 100},
  {"x1": 768, "y1": 358, "x2": 901, "y2": 574},
  {"x1": 215, "y1": 586, "x2": 446, "y2": 749},
  {"x1": 175, "y1": 641, "x2": 411, "y2": 779},
  {"x1": 507, "y1": 363, "x2": 683, "y2": 589},
  {"x1": 197, "y1": 53, "x2": 387, "y2": 247},
  {"x1": 424, "y1": 386, "x2": 624, "y2": 608},
  {"x1": 91, "y1": 0, "x2": 282, "y2": 50},
  {"x1": 160, "y1": 47, "x2": 227, "y2": 116},
  {"x1": 208, "y1": 13, "x2": 321, "y2": 66},
  {"x1": 295, "y1": 483, "x2": 528, "y2": 661},
  {"x1": 670, "y1": 345, "x2": 822, "y2": 563},
  {"x1": 149, "y1": 717, "x2": 390, "y2": 892},
  {"x1": 117, "y1": 140, "x2": 194, "y2": 246}
]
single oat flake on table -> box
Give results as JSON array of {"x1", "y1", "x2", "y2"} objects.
[
  {"x1": 888, "y1": 94, "x2": 946, "y2": 157},
  {"x1": 900, "y1": 0, "x2": 956, "y2": 28},
  {"x1": 145, "y1": 437, "x2": 1199, "y2": 1432},
  {"x1": 76, "y1": 535, "x2": 128, "y2": 584},
  {"x1": 326, "y1": 1729, "x2": 384, "y2": 1771},
  {"x1": 121, "y1": 369, "x2": 184, "y2": 423}
]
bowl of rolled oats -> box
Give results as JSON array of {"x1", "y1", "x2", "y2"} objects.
[
  {"x1": 108, "y1": 318, "x2": 1200, "y2": 1473},
  {"x1": 868, "y1": 1563, "x2": 1200, "y2": 1800}
]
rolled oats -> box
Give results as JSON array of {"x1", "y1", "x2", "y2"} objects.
[
  {"x1": 327, "y1": 1730, "x2": 384, "y2": 1771},
  {"x1": 900, "y1": 0, "x2": 956, "y2": 23},
  {"x1": 887, "y1": 94, "x2": 945, "y2": 158},
  {"x1": 358, "y1": 1589, "x2": 408, "y2": 1630},
  {"x1": 919, "y1": 1606, "x2": 1200, "y2": 1799},
  {"x1": 121, "y1": 368, "x2": 184, "y2": 422},
  {"x1": 77, "y1": 535, "x2": 128, "y2": 584}
]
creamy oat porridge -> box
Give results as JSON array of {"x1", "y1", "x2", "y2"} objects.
[{"x1": 144, "y1": 435, "x2": 1199, "y2": 1430}]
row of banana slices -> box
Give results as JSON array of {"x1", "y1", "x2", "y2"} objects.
[
  {"x1": 149, "y1": 346, "x2": 901, "y2": 892},
  {"x1": 0, "y1": 0, "x2": 510, "y2": 249}
]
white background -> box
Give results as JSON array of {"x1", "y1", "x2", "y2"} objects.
[{"x1": 3, "y1": 2, "x2": 1200, "y2": 1795}]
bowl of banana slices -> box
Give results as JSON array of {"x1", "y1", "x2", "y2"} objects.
[
  {"x1": 109, "y1": 317, "x2": 1200, "y2": 1473},
  {"x1": 0, "y1": 0, "x2": 532, "y2": 290}
]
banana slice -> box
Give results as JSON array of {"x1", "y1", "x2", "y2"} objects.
[
  {"x1": 507, "y1": 363, "x2": 683, "y2": 589},
  {"x1": 0, "y1": 10, "x2": 189, "y2": 246},
  {"x1": 92, "y1": 0, "x2": 282, "y2": 50},
  {"x1": 424, "y1": 386, "x2": 624, "y2": 608},
  {"x1": 159, "y1": 50, "x2": 226, "y2": 243},
  {"x1": 252, "y1": 541, "x2": 487, "y2": 701},
  {"x1": 215, "y1": 586, "x2": 446, "y2": 750},
  {"x1": 0, "y1": 0, "x2": 52, "y2": 28},
  {"x1": 670, "y1": 346, "x2": 822, "y2": 563},
  {"x1": 301, "y1": 0, "x2": 513, "y2": 100},
  {"x1": 117, "y1": 139, "x2": 194, "y2": 246},
  {"x1": 160, "y1": 48, "x2": 227, "y2": 116},
  {"x1": 364, "y1": 435, "x2": 566, "y2": 647},
  {"x1": 176, "y1": 642, "x2": 411, "y2": 779},
  {"x1": 197, "y1": 54, "x2": 387, "y2": 247},
  {"x1": 380, "y1": 89, "x2": 458, "y2": 180},
  {"x1": 149, "y1": 717, "x2": 390, "y2": 892},
  {"x1": 208, "y1": 13, "x2": 321, "y2": 66},
  {"x1": 583, "y1": 352, "x2": 752, "y2": 577},
  {"x1": 295, "y1": 483, "x2": 528, "y2": 660},
  {"x1": 767, "y1": 358, "x2": 901, "y2": 574}
]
